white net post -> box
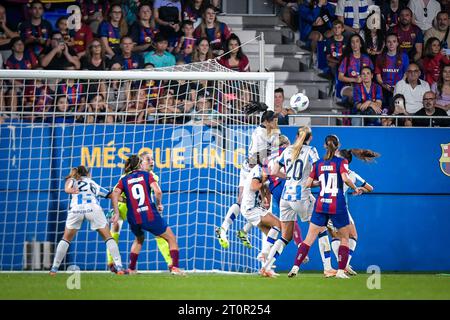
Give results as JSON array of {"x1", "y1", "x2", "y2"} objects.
[{"x1": 0, "y1": 63, "x2": 274, "y2": 273}]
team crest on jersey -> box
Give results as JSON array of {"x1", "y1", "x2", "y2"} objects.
[{"x1": 439, "y1": 143, "x2": 450, "y2": 177}]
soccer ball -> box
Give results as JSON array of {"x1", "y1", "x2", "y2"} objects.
[{"x1": 289, "y1": 92, "x2": 310, "y2": 112}]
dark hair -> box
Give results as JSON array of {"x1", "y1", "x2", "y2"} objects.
[
  {"x1": 424, "y1": 37, "x2": 441, "y2": 58},
  {"x1": 363, "y1": 13, "x2": 386, "y2": 53},
  {"x1": 400, "y1": 7, "x2": 413, "y2": 16},
  {"x1": 30, "y1": 0, "x2": 43, "y2": 8},
  {"x1": 261, "y1": 110, "x2": 276, "y2": 123},
  {"x1": 340, "y1": 149, "x2": 380, "y2": 163},
  {"x1": 154, "y1": 33, "x2": 168, "y2": 43},
  {"x1": 65, "y1": 165, "x2": 89, "y2": 180},
  {"x1": 181, "y1": 20, "x2": 194, "y2": 28},
  {"x1": 88, "y1": 93, "x2": 105, "y2": 103},
  {"x1": 51, "y1": 31, "x2": 63, "y2": 38},
  {"x1": 388, "y1": 93, "x2": 406, "y2": 114},
  {"x1": 124, "y1": 155, "x2": 141, "y2": 174},
  {"x1": 332, "y1": 19, "x2": 344, "y2": 28},
  {"x1": 10, "y1": 37, "x2": 23, "y2": 47},
  {"x1": 274, "y1": 88, "x2": 284, "y2": 96},
  {"x1": 324, "y1": 135, "x2": 340, "y2": 160},
  {"x1": 361, "y1": 65, "x2": 373, "y2": 74},
  {"x1": 437, "y1": 11, "x2": 449, "y2": 19},
  {"x1": 339, "y1": 34, "x2": 368, "y2": 72},
  {"x1": 224, "y1": 33, "x2": 244, "y2": 60},
  {"x1": 437, "y1": 64, "x2": 450, "y2": 99}
]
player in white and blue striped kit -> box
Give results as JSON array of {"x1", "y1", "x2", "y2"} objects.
[{"x1": 49, "y1": 166, "x2": 125, "y2": 275}]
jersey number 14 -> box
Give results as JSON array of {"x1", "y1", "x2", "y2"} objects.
[{"x1": 319, "y1": 173, "x2": 338, "y2": 197}]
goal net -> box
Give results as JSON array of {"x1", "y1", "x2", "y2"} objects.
[{"x1": 0, "y1": 60, "x2": 274, "y2": 273}]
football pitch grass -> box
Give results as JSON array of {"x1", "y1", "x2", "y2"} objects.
[{"x1": 1, "y1": 272, "x2": 449, "y2": 300}]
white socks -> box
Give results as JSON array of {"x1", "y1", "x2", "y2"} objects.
[
  {"x1": 318, "y1": 231, "x2": 332, "y2": 271},
  {"x1": 106, "y1": 238, "x2": 123, "y2": 268},
  {"x1": 52, "y1": 239, "x2": 70, "y2": 269},
  {"x1": 221, "y1": 203, "x2": 240, "y2": 232}
]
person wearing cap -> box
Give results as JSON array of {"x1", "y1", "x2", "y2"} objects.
[{"x1": 143, "y1": 33, "x2": 176, "y2": 68}]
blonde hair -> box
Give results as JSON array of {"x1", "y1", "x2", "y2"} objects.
[{"x1": 292, "y1": 126, "x2": 311, "y2": 161}]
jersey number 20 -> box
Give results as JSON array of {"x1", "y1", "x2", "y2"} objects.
[{"x1": 285, "y1": 159, "x2": 303, "y2": 181}]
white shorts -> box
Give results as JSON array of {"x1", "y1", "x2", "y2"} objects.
[
  {"x1": 241, "y1": 206, "x2": 269, "y2": 227},
  {"x1": 66, "y1": 204, "x2": 108, "y2": 231},
  {"x1": 280, "y1": 194, "x2": 315, "y2": 222}
]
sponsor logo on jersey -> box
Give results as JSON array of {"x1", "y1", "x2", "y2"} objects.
[{"x1": 439, "y1": 143, "x2": 450, "y2": 177}]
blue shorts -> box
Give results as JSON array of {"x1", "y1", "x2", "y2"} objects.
[
  {"x1": 310, "y1": 210, "x2": 350, "y2": 229},
  {"x1": 271, "y1": 184, "x2": 283, "y2": 216},
  {"x1": 128, "y1": 206, "x2": 168, "y2": 237}
]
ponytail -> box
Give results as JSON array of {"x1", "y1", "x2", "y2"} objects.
[
  {"x1": 324, "y1": 135, "x2": 340, "y2": 160},
  {"x1": 341, "y1": 148, "x2": 380, "y2": 163},
  {"x1": 65, "y1": 165, "x2": 89, "y2": 180},
  {"x1": 292, "y1": 126, "x2": 312, "y2": 161},
  {"x1": 124, "y1": 155, "x2": 141, "y2": 174}
]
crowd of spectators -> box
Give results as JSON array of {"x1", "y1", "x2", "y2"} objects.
[
  {"x1": 0, "y1": 0, "x2": 266, "y2": 126},
  {"x1": 276, "y1": 0, "x2": 449, "y2": 126}
]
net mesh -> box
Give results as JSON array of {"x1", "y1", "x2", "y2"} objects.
[{"x1": 0, "y1": 60, "x2": 270, "y2": 273}]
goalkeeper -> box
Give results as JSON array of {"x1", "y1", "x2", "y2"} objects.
[{"x1": 106, "y1": 151, "x2": 172, "y2": 272}]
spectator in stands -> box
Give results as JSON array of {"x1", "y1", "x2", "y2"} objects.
[
  {"x1": 81, "y1": 38, "x2": 109, "y2": 70},
  {"x1": 424, "y1": 11, "x2": 450, "y2": 48},
  {"x1": 124, "y1": 87, "x2": 156, "y2": 124},
  {"x1": 375, "y1": 32, "x2": 409, "y2": 108},
  {"x1": 394, "y1": 62, "x2": 431, "y2": 114},
  {"x1": 192, "y1": 37, "x2": 213, "y2": 62},
  {"x1": 407, "y1": 0, "x2": 441, "y2": 32},
  {"x1": 183, "y1": 0, "x2": 206, "y2": 29},
  {"x1": 413, "y1": 90, "x2": 449, "y2": 126},
  {"x1": 173, "y1": 20, "x2": 196, "y2": 63},
  {"x1": 360, "y1": 10, "x2": 385, "y2": 64},
  {"x1": 156, "y1": 89, "x2": 183, "y2": 124},
  {"x1": 326, "y1": 20, "x2": 346, "y2": 82},
  {"x1": 0, "y1": 4, "x2": 20, "y2": 63},
  {"x1": 154, "y1": 0, "x2": 182, "y2": 51},
  {"x1": 86, "y1": 93, "x2": 114, "y2": 124},
  {"x1": 5, "y1": 37, "x2": 38, "y2": 70},
  {"x1": 55, "y1": 17, "x2": 75, "y2": 50},
  {"x1": 144, "y1": 33, "x2": 176, "y2": 68},
  {"x1": 188, "y1": 91, "x2": 221, "y2": 127},
  {"x1": 169, "y1": 76, "x2": 195, "y2": 115},
  {"x1": 98, "y1": 4, "x2": 128, "y2": 57},
  {"x1": 298, "y1": 0, "x2": 335, "y2": 68},
  {"x1": 105, "y1": 62, "x2": 132, "y2": 112},
  {"x1": 218, "y1": 33, "x2": 250, "y2": 72},
  {"x1": 381, "y1": 0, "x2": 406, "y2": 29},
  {"x1": 129, "y1": 4, "x2": 158, "y2": 54},
  {"x1": 120, "y1": 0, "x2": 141, "y2": 26},
  {"x1": 381, "y1": 93, "x2": 412, "y2": 126},
  {"x1": 337, "y1": 33, "x2": 373, "y2": 105},
  {"x1": 111, "y1": 36, "x2": 144, "y2": 70},
  {"x1": 390, "y1": 7, "x2": 424, "y2": 62},
  {"x1": 64, "y1": 15, "x2": 94, "y2": 58},
  {"x1": 81, "y1": 0, "x2": 109, "y2": 35},
  {"x1": 440, "y1": 0, "x2": 450, "y2": 15},
  {"x1": 422, "y1": 37, "x2": 450, "y2": 85},
  {"x1": 353, "y1": 66, "x2": 383, "y2": 125},
  {"x1": 50, "y1": 96, "x2": 76, "y2": 123},
  {"x1": 39, "y1": 31, "x2": 80, "y2": 70},
  {"x1": 335, "y1": 0, "x2": 373, "y2": 36},
  {"x1": 19, "y1": 0, "x2": 53, "y2": 58},
  {"x1": 55, "y1": 65, "x2": 86, "y2": 112},
  {"x1": 194, "y1": 4, "x2": 231, "y2": 57},
  {"x1": 274, "y1": 0, "x2": 299, "y2": 31},
  {"x1": 274, "y1": 87, "x2": 295, "y2": 125},
  {"x1": 432, "y1": 64, "x2": 450, "y2": 114},
  {"x1": 27, "y1": 73, "x2": 54, "y2": 121}
]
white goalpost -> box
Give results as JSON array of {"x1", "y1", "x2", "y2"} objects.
[{"x1": 0, "y1": 61, "x2": 274, "y2": 273}]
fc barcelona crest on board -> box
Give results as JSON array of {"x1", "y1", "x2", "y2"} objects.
[{"x1": 439, "y1": 143, "x2": 450, "y2": 177}]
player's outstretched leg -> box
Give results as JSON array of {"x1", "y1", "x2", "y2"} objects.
[
  {"x1": 216, "y1": 203, "x2": 240, "y2": 249},
  {"x1": 236, "y1": 221, "x2": 253, "y2": 248},
  {"x1": 98, "y1": 227, "x2": 126, "y2": 275},
  {"x1": 263, "y1": 237, "x2": 288, "y2": 275},
  {"x1": 50, "y1": 228, "x2": 77, "y2": 275}
]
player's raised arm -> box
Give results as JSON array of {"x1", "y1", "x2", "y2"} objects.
[{"x1": 64, "y1": 168, "x2": 79, "y2": 194}]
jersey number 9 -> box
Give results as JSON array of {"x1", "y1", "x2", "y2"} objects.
[{"x1": 132, "y1": 184, "x2": 146, "y2": 206}]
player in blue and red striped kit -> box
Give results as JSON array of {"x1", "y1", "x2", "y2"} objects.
[
  {"x1": 288, "y1": 135, "x2": 364, "y2": 279},
  {"x1": 111, "y1": 155, "x2": 185, "y2": 275}
]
